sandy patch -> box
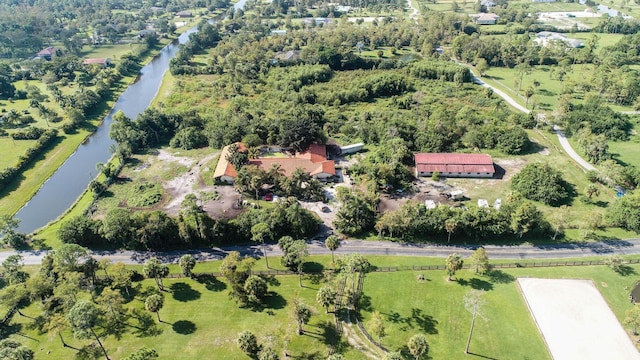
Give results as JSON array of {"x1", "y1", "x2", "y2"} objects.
[
  {"x1": 518, "y1": 278, "x2": 640, "y2": 360},
  {"x1": 158, "y1": 150, "x2": 221, "y2": 216}
]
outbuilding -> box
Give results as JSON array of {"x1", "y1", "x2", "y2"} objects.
[{"x1": 414, "y1": 153, "x2": 495, "y2": 178}]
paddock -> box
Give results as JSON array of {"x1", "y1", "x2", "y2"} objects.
[{"x1": 518, "y1": 278, "x2": 640, "y2": 360}]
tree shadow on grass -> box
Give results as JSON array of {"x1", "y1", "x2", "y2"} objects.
[
  {"x1": 261, "y1": 275, "x2": 280, "y2": 286},
  {"x1": 170, "y1": 282, "x2": 201, "y2": 302},
  {"x1": 172, "y1": 320, "x2": 196, "y2": 335},
  {"x1": 195, "y1": 274, "x2": 226, "y2": 292},
  {"x1": 615, "y1": 265, "x2": 637, "y2": 276},
  {"x1": 358, "y1": 293, "x2": 372, "y2": 312},
  {"x1": 129, "y1": 309, "x2": 162, "y2": 337},
  {"x1": 317, "y1": 320, "x2": 337, "y2": 347},
  {"x1": 487, "y1": 269, "x2": 515, "y2": 284},
  {"x1": 470, "y1": 278, "x2": 493, "y2": 291},
  {"x1": 263, "y1": 291, "x2": 287, "y2": 310},
  {"x1": 384, "y1": 308, "x2": 438, "y2": 334},
  {"x1": 411, "y1": 308, "x2": 438, "y2": 335}
]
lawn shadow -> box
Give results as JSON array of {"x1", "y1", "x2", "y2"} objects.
[
  {"x1": 172, "y1": 320, "x2": 196, "y2": 335},
  {"x1": 469, "y1": 278, "x2": 493, "y2": 291},
  {"x1": 384, "y1": 309, "x2": 438, "y2": 335},
  {"x1": 358, "y1": 293, "x2": 372, "y2": 312},
  {"x1": 317, "y1": 320, "x2": 337, "y2": 347},
  {"x1": 264, "y1": 291, "x2": 287, "y2": 310},
  {"x1": 303, "y1": 261, "x2": 324, "y2": 273},
  {"x1": 261, "y1": 274, "x2": 280, "y2": 286},
  {"x1": 487, "y1": 269, "x2": 515, "y2": 284},
  {"x1": 129, "y1": 309, "x2": 163, "y2": 337},
  {"x1": 170, "y1": 282, "x2": 201, "y2": 302},
  {"x1": 615, "y1": 265, "x2": 636, "y2": 276},
  {"x1": 195, "y1": 274, "x2": 226, "y2": 292},
  {"x1": 411, "y1": 308, "x2": 438, "y2": 335},
  {"x1": 466, "y1": 351, "x2": 498, "y2": 360}
]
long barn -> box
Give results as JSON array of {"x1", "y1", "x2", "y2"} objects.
[{"x1": 414, "y1": 153, "x2": 495, "y2": 178}]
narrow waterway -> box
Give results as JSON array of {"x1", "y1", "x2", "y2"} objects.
[{"x1": 15, "y1": 0, "x2": 247, "y2": 233}]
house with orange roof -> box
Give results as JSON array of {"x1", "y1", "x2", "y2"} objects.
[{"x1": 213, "y1": 143, "x2": 336, "y2": 184}]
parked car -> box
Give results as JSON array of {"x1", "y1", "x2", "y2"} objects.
[{"x1": 264, "y1": 193, "x2": 273, "y2": 201}]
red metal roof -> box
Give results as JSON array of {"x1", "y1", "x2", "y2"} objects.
[{"x1": 414, "y1": 153, "x2": 495, "y2": 174}]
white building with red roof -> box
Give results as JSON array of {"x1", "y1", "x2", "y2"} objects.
[
  {"x1": 414, "y1": 153, "x2": 495, "y2": 178},
  {"x1": 214, "y1": 143, "x2": 336, "y2": 184}
]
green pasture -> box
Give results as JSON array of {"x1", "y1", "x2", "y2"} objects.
[
  {"x1": 8, "y1": 273, "x2": 360, "y2": 360},
  {"x1": 6, "y1": 253, "x2": 640, "y2": 359},
  {"x1": 360, "y1": 263, "x2": 640, "y2": 358}
]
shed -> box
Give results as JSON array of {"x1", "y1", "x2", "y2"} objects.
[{"x1": 414, "y1": 153, "x2": 495, "y2": 178}]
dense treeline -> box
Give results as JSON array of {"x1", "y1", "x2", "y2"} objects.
[
  {"x1": 334, "y1": 186, "x2": 551, "y2": 240},
  {"x1": 59, "y1": 196, "x2": 320, "y2": 249},
  {"x1": 408, "y1": 60, "x2": 472, "y2": 83},
  {"x1": 560, "y1": 102, "x2": 630, "y2": 140},
  {"x1": 0, "y1": 0, "x2": 229, "y2": 58}
]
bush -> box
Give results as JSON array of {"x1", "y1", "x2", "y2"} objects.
[{"x1": 511, "y1": 163, "x2": 570, "y2": 206}]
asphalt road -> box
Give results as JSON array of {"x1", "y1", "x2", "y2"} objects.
[{"x1": 2, "y1": 238, "x2": 640, "y2": 265}]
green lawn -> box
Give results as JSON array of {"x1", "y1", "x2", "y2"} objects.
[
  {"x1": 360, "y1": 263, "x2": 640, "y2": 359},
  {"x1": 5, "y1": 254, "x2": 640, "y2": 359},
  {"x1": 9, "y1": 273, "x2": 362, "y2": 360}
]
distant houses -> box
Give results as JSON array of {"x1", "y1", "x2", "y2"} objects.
[
  {"x1": 273, "y1": 50, "x2": 301, "y2": 62},
  {"x1": 35, "y1": 47, "x2": 57, "y2": 61},
  {"x1": 214, "y1": 143, "x2": 336, "y2": 184},
  {"x1": 414, "y1": 153, "x2": 495, "y2": 178},
  {"x1": 534, "y1": 31, "x2": 584, "y2": 48},
  {"x1": 470, "y1": 13, "x2": 500, "y2": 25},
  {"x1": 82, "y1": 58, "x2": 112, "y2": 67},
  {"x1": 176, "y1": 10, "x2": 193, "y2": 18}
]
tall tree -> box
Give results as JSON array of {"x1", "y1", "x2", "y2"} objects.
[
  {"x1": 469, "y1": 248, "x2": 490, "y2": 275},
  {"x1": 251, "y1": 222, "x2": 272, "y2": 268},
  {"x1": 464, "y1": 289, "x2": 486, "y2": 354},
  {"x1": 1, "y1": 255, "x2": 29, "y2": 285},
  {"x1": 445, "y1": 253, "x2": 464, "y2": 281},
  {"x1": 316, "y1": 285, "x2": 336, "y2": 314},
  {"x1": 145, "y1": 294, "x2": 165, "y2": 323},
  {"x1": 54, "y1": 243, "x2": 88, "y2": 273},
  {"x1": 67, "y1": 301, "x2": 110, "y2": 360},
  {"x1": 178, "y1": 255, "x2": 196, "y2": 278},
  {"x1": 325, "y1": 235, "x2": 341, "y2": 263},
  {"x1": 0, "y1": 339, "x2": 34, "y2": 360},
  {"x1": 407, "y1": 334, "x2": 429, "y2": 360},
  {"x1": 237, "y1": 330, "x2": 259, "y2": 356},
  {"x1": 291, "y1": 298, "x2": 312, "y2": 335},
  {"x1": 624, "y1": 304, "x2": 640, "y2": 335},
  {"x1": 367, "y1": 310, "x2": 386, "y2": 343},
  {"x1": 143, "y1": 258, "x2": 169, "y2": 291}
]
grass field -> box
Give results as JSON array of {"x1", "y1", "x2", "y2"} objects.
[
  {"x1": 6, "y1": 254, "x2": 640, "y2": 359},
  {"x1": 8, "y1": 273, "x2": 362, "y2": 360},
  {"x1": 360, "y1": 263, "x2": 640, "y2": 359}
]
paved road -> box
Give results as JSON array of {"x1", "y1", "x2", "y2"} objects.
[
  {"x1": 472, "y1": 73, "x2": 595, "y2": 171},
  {"x1": 2, "y1": 238, "x2": 640, "y2": 265}
]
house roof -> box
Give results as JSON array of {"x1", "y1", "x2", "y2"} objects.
[
  {"x1": 414, "y1": 153, "x2": 495, "y2": 174},
  {"x1": 476, "y1": 13, "x2": 499, "y2": 21},
  {"x1": 82, "y1": 58, "x2": 109, "y2": 65},
  {"x1": 213, "y1": 143, "x2": 336, "y2": 180},
  {"x1": 37, "y1": 47, "x2": 55, "y2": 56}
]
